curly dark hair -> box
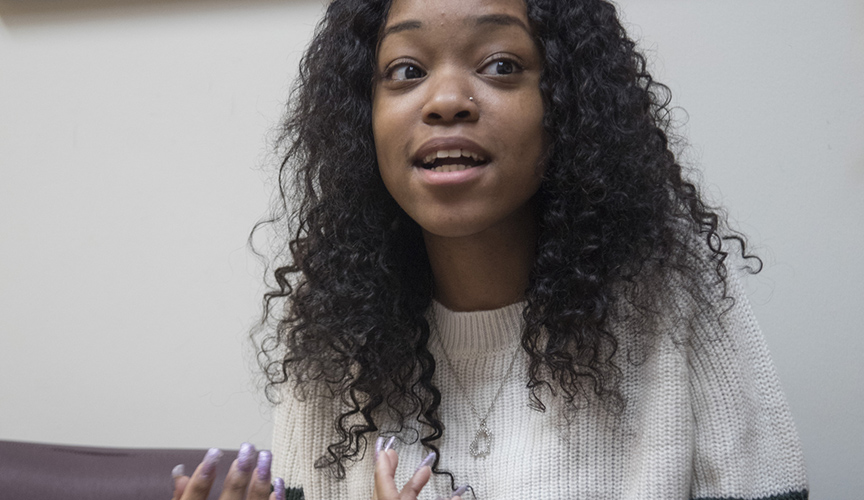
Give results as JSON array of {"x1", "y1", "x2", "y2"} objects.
[{"x1": 252, "y1": 0, "x2": 761, "y2": 482}]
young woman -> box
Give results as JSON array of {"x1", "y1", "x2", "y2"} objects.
[{"x1": 172, "y1": 0, "x2": 808, "y2": 499}]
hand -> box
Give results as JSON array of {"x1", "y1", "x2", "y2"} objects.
[
  {"x1": 171, "y1": 443, "x2": 285, "y2": 500},
  {"x1": 372, "y1": 437, "x2": 468, "y2": 500}
]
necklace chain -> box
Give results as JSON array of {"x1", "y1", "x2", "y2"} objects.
[{"x1": 435, "y1": 334, "x2": 521, "y2": 458}]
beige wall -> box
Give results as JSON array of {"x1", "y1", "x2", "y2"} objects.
[{"x1": 1, "y1": 0, "x2": 862, "y2": 497}]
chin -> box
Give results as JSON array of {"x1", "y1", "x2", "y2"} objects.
[{"x1": 418, "y1": 218, "x2": 497, "y2": 240}]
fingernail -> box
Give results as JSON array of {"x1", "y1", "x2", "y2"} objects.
[
  {"x1": 256, "y1": 450, "x2": 272, "y2": 481},
  {"x1": 237, "y1": 442, "x2": 257, "y2": 473},
  {"x1": 273, "y1": 477, "x2": 286, "y2": 500},
  {"x1": 384, "y1": 436, "x2": 397, "y2": 451},
  {"x1": 171, "y1": 464, "x2": 184, "y2": 478},
  {"x1": 200, "y1": 448, "x2": 223, "y2": 479},
  {"x1": 414, "y1": 451, "x2": 436, "y2": 473},
  {"x1": 452, "y1": 484, "x2": 469, "y2": 497},
  {"x1": 374, "y1": 436, "x2": 385, "y2": 463}
]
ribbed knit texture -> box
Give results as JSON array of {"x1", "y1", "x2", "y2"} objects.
[{"x1": 271, "y1": 275, "x2": 807, "y2": 500}]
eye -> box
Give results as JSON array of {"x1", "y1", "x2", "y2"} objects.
[
  {"x1": 480, "y1": 58, "x2": 523, "y2": 76},
  {"x1": 387, "y1": 63, "x2": 427, "y2": 81}
]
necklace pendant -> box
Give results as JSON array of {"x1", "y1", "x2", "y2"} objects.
[{"x1": 469, "y1": 419, "x2": 492, "y2": 458}]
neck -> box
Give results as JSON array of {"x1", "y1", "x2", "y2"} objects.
[{"x1": 423, "y1": 207, "x2": 537, "y2": 312}]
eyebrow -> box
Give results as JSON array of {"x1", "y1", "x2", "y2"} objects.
[
  {"x1": 473, "y1": 13, "x2": 530, "y2": 34},
  {"x1": 379, "y1": 14, "x2": 530, "y2": 44},
  {"x1": 380, "y1": 20, "x2": 422, "y2": 41}
]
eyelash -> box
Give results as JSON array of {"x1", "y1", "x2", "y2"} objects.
[{"x1": 383, "y1": 56, "x2": 525, "y2": 82}]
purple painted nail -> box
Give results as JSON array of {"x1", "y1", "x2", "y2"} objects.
[
  {"x1": 256, "y1": 450, "x2": 272, "y2": 481},
  {"x1": 200, "y1": 448, "x2": 223, "y2": 479},
  {"x1": 414, "y1": 451, "x2": 436, "y2": 473},
  {"x1": 273, "y1": 477, "x2": 286, "y2": 500},
  {"x1": 374, "y1": 436, "x2": 386, "y2": 463},
  {"x1": 452, "y1": 484, "x2": 469, "y2": 497},
  {"x1": 237, "y1": 442, "x2": 257, "y2": 473},
  {"x1": 171, "y1": 464, "x2": 184, "y2": 478},
  {"x1": 384, "y1": 436, "x2": 397, "y2": 451}
]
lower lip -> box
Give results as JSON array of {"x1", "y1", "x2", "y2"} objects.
[{"x1": 414, "y1": 164, "x2": 487, "y2": 186}]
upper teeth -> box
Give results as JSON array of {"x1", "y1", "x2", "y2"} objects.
[{"x1": 422, "y1": 149, "x2": 485, "y2": 164}]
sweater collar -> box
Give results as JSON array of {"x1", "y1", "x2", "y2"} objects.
[{"x1": 428, "y1": 300, "x2": 526, "y2": 358}]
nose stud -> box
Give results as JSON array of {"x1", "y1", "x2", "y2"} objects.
[{"x1": 468, "y1": 96, "x2": 474, "y2": 101}]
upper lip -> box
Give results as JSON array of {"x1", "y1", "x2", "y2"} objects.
[{"x1": 413, "y1": 137, "x2": 491, "y2": 165}]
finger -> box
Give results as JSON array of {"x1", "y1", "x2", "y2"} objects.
[
  {"x1": 217, "y1": 443, "x2": 258, "y2": 500},
  {"x1": 371, "y1": 436, "x2": 385, "y2": 500},
  {"x1": 171, "y1": 464, "x2": 188, "y2": 500},
  {"x1": 272, "y1": 477, "x2": 286, "y2": 500},
  {"x1": 373, "y1": 448, "x2": 400, "y2": 500},
  {"x1": 172, "y1": 477, "x2": 190, "y2": 500},
  {"x1": 246, "y1": 450, "x2": 275, "y2": 500},
  {"x1": 398, "y1": 451, "x2": 435, "y2": 499},
  {"x1": 374, "y1": 436, "x2": 385, "y2": 464},
  {"x1": 450, "y1": 484, "x2": 469, "y2": 499},
  {"x1": 180, "y1": 448, "x2": 224, "y2": 500},
  {"x1": 437, "y1": 484, "x2": 469, "y2": 500},
  {"x1": 171, "y1": 464, "x2": 186, "y2": 499}
]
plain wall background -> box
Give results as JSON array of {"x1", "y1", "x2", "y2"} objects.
[{"x1": 1, "y1": 0, "x2": 862, "y2": 497}]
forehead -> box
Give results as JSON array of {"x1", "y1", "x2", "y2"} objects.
[{"x1": 385, "y1": 0, "x2": 529, "y2": 27}]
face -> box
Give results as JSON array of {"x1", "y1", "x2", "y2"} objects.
[{"x1": 372, "y1": 0, "x2": 545, "y2": 239}]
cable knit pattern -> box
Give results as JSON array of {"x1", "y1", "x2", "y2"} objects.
[{"x1": 271, "y1": 275, "x2": 807, "y2": 500}]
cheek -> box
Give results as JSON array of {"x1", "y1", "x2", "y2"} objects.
[
  {"x1": 528, "y1": 95, "x2": 547, "y2": 173},
  {"x1": 371, "y1": 99, "x2": 386, "y2": 163},
  {"x1": 501, "y1": 85, "x2": 544, "y2": 144},
  {"x1": 371, "y1": 130, "x2": 404, "y2": 205},
  {"x1": 372, "y1": 101, "x2": 406, "y2": 169},
  {"x1": 525, "y1": 94, "x2": 545, "y2": 139},
  {"x1": 512, "y1": 95, "x2": 546, "y2": 174}
]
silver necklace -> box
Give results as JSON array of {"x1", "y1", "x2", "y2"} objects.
[{"x1": 436, "y1": 335, "x2": 521, "y2": 458}]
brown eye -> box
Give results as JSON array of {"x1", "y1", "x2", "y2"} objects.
[
  {"x1": 479, "y1": 58, "x2": 523, "y2": 76},
  {"x1": 390, "y1": 63, "x2": 426, "y2": 81},
  {"x1": 495, "y1": 61, "x2": 515, "y2": 75}
]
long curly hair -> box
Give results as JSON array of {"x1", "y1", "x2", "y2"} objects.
[{"x1": 252, "y1": 0, "x2": 761, "y2": 481}]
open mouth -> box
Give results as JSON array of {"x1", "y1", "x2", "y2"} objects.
[{"x1": 415, "y1": 149, "x2": 489, "y2": 173}]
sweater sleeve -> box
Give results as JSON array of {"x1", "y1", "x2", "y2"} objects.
[{"x1": 686, "y1": 273, "x2": 808, "y2": 500}]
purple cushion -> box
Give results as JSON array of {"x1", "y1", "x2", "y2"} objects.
[{"x1": 0, "y1": 440, "x2": 236, "y2": 500}]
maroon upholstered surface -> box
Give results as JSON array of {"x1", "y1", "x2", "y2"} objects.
[{"x1": 0, "y1": 440, "x2": 237, "y2": 500}]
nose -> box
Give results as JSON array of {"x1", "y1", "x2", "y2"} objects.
[{"x1": 421, "y1": 71, "x2": 478, "y2": 125}]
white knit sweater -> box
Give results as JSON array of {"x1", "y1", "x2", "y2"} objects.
[{"x1": 271, "y1": 274, "x2": 807, "y2": 500}]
